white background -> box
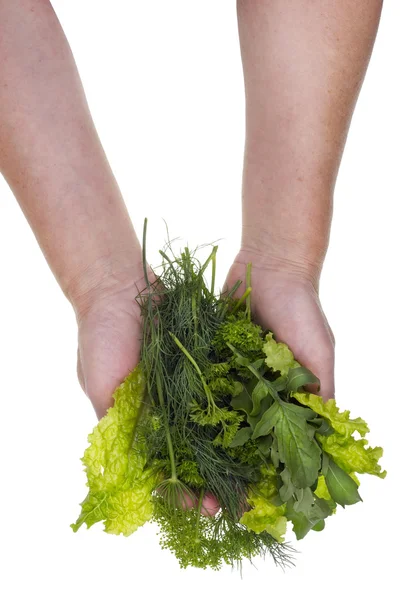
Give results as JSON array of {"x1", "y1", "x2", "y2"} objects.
[{"x1": 0, "y1": 1, "x2": 398, "y2": 598}]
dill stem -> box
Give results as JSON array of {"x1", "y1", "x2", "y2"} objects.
[
  {"x1": 169, "y1": 332, "x2": 215, "y2": 407},
  {"x1": 192, "y1": 293, "x2": 198, "y2": 342},
  {"x1": 211, "y1": 249, "x2": 217, "y2": 296},
  {"x1": 199, "y1": 246, "x2": 218, "y2": 279},
  {"x1": 142, "y1": 217, "x2": 151, "y2": 289},
  {"x1": 245, "y1": 263, "x2": 252, "y2": 321},
  {"x1": 232, "y1": 287, "x2": 252, "y2": 315},
  {"x1": 155, "y1": 370, "x2": 177, "y2": 479},
  {"x1": 195, "y1": 488, "x2": 205, "y2": 540}
]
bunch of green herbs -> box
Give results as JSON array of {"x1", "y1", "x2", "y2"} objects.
[{"x1": 72, "y1": 223, "x2": 386, "y2": 571}]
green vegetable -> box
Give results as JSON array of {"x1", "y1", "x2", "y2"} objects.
[
  {"x1": 72, "y1": 222, "x2": 386, "y2": 571},
  {"x1": 71, "y1": 366, "x2": 157, "y2": 535}
]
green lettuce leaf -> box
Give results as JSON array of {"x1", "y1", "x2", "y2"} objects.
[
  {"x1": 240, "y1": 464, "x2": 287, "y2": 542},
  {"x1": 314, "y1": 475, "x2": 336, "y2": 512},
  {"x1": 72, "y1": 364, "x2": 156, "y2": 535},
  {"x1": 318, "y1": 433, "x2": 387, "y2": 479},
  {"x1": 293, "y1": 393, "x2": 369, "y2": 439},
  {"x1": 263, "y1": 332, "x2": 300, "y2": 376}
]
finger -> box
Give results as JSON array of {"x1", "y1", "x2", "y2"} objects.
[{"x1": 200, "y1": 492, "x2": 220, "y2": 517}]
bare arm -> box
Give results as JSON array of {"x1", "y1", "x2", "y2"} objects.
[
  {"x1": 0, "y1": 0, "x2": 144, "y2": 418},
  {"x1": 226, "y1": 0, "x2": 383, "y2": 398},
  {"x1": 0, "y1": 0, "x2": 142, "y2": 315}
]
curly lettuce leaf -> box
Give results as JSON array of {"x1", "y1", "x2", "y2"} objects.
[
  {"x1": 72, "y1": 365, "x2": 156, "y2": 535},
  {"x1": 292, "y1": 392, "x2": 386, "y2": 479},
  {"x1": 293, "y1": 392, "x2": 369, "y2": 439},
  {"x1": 319, "y1": 433, "x2": 386, "y2": 479},
  {"x1": 263, "y1": 332, "x2": 300, "y2": 377},
  {"x1": 240, "y1": 465, "x2": 287, "y2": 542}
]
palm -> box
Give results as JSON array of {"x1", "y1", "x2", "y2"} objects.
[
  {"x1": 76, "y1": 281, "x2": 144, "y2": 419},
  {"x1": 225, "y1": 256, "x2": 335, "y2": 400}
]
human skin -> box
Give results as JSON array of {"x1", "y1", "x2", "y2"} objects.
[
  {"x1": 226, "y1": 0, "x2": 383, "y2": 402},
  {"x1": 0, "y1": 0, "x2": 383, "y2": 515}
]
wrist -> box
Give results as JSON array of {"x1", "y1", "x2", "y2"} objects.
[
  {"x1": 239, "y1": 227, "x2": 328, "y2": 290},
  {"x1": 65, "y1": 250, "x2": 145, "y2": 321}
]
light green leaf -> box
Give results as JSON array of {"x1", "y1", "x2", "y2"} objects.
[
  {"x1": 263, "y1": 332, "x2": 300, "y2": 376},
  {"x1": 293, "y1": 392, "x2": 369, "y2": 439},
  {"x1": 240, "y1": 467, "x2": 287, "y2": 542},
  {"x1": 319, "y1": 433, "x2": 387, "y2": 479},
  {"x1": 72, "y1": 365, "x2": 156, "y2": 535}
]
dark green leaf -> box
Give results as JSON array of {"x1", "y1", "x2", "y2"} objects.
[
  {"x1": 250, "y1": 358, "x2": 265, "y2": 370},
  {"x1": 312, "y1": 520, "x2": 325, "y2": 532},
  {"x1": 230, "y1": 380, "x2": 255, "y2": 415},
  {"x1": 325, "y1": 459, "x2": 362, "y2": 507},
  {"x1": 271, "y1": 376, "x2": 287, "y2": 392},
  {"x1": 256, "y1": 434, "x2": 273, "y2": 455},
  {"x1": 293, "y1": 487, "x2": 315, "y2": 515},
  {"x1": 247, "y1": 395, "x2": 272, "y2": 429},
  {"x1": 279, "y1": 468, "x2": 295, "y2": 502},
  {"x1": 252, "y1": 401, "x2": 280, "y2": 439},
  {"x1": 274, "y1": 402, "x2": 321, "y2": 488},
  {"x1": 229, "y1": 426, "x2": 252, "y2": 448},
  {"x1": 271, "y1": 434, "x2": 280, "y2": 469},
  {"x1": 308, "y1": 417, "x2": 334, "y2": 436},
  {"x1": 321, "y1": 452, "x2": 330, "y2": 477},
  {"x1": 286, "y1": 366, "x2": 320, "y2": 393},
  {"x1": 251, "y1": 380, "x2": 270, "y2": 416}
]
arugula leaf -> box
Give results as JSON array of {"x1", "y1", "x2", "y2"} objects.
[
  {"x1": 314, "y1": 475, "x2": 337, "y2": 512},
  {"x1": 72, "y1": 365, "x2": 156, "y2": 535},
  {"x1": 325, "y1": 458, "x2": 362, "y2": 507},
  {"x1": 279, "y1": 468, "x2": 295, "y2": 502},
  {"x1": 230, "y1": 380, "x2": 254, "y2": 415},
  {"x1": 263, "y1": 332, "x2": 300, "y2": 376},
  {"x1": 286, "y1": 366, "x2": 320, "y2": 393},
  {"x1": 251, "y1": 380, "x2": 270, "y2": 416},
  {"x1": 229, "y1": 426, "x2": 252, "y2": 447},
  {"x1": 286, "y1": 495, "x2": 333, "y2": 540},
  {"x1": 269, "y1": 401, "x2": 321, "y2": 488},
  {"x1": 252, "y1": 401, "x2": 281, "y2": 438}
]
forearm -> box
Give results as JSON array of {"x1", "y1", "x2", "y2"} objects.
[
  {"x1": 237, "y1": 0, "x2": 383, "y2": 285},
  {"x1": 0, "y1": 0, "x2": 140, "y2": 314}
]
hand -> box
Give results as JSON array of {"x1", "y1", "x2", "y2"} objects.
[
  {"x1": 225, "y1": 251, "x2": 335, "y2": 400},
  {"x1": 72, "y1": 261, "x2": 220, "y2": 516},
  {"x1": 73, "y1": 266, "x2": 146, "y2": 420}
]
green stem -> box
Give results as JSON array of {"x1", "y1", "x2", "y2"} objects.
[
  {"x1": 192, "y1": 293, "x2": 198, "y2": 342},
  {"x1": 232, "y1": 287, "x2": 252, "y2": 315},
  {"x1": 142, "y1": 217, "x2": 151, "y2": 290},
  {"x1": 155, "y1": 370, "x2": 177, "y2": 479},
  {"x1": 195, "y1": 488, "x2": 205, "y2": 542},
  {"x1": 211, "y1": 248, "x2": 217, "y2": 297},
  {"x1": 169, "y1": 332, "x2": 215, "y2": 406},
  {"x1": 247, "y1": 365, "x2": 281, "y2": 403},
  {"x1": 245, "y1": 263, "x2": 252, "y2": 321}
]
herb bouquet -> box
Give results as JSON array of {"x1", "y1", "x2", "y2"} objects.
[{"x1": 72, "y1": 223, "x2": 386, "y2": 571}]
